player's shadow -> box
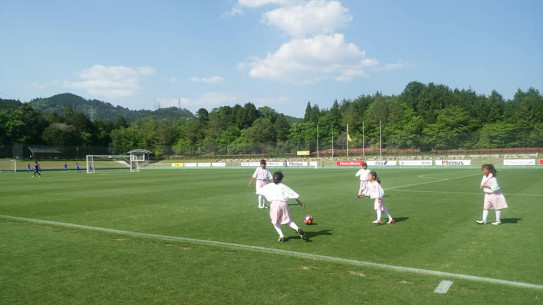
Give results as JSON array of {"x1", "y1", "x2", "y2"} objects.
[
  {"x1": 285, "y1": 229, "x2": 333, "y2": 242},
  {"x1": 391, "y1": 217, "x2": 409, "y2": 223},
  {"x1": 500, "y1": 218, "x2": 521, "y2": 224}
]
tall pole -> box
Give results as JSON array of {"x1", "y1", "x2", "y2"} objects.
[
  {"x1": 347, "y1": 123, "x2": 349, "y2": 158},
  {"x1": 379, "y1": 121, "x2": 382, "y2": 159},
  {"x1": 362, "y1": 122, "x2": 365, "y2": 159},
  {"x1": 316, "y1": 123, "x2": 319, "y2": 161},
  {"x1": 331, "y1": 124, "x2": 334, "y2": 159}
]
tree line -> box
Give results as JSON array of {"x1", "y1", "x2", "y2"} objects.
[{"x1": 1, "y1": 81, "x2": 542, "y2": 159}]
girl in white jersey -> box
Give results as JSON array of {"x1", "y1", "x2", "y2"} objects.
[
  {"x1": 477, "y1": 164, "x2": 508, "y2": 225},
  {"x1": 257, "y1": 171, "x2": 307, "y2": 242},
  {"x1": 249, "y1": 160, "x2": 272, "y2": 208},
  {"x1": 355, "y1": 162, "x2": 371, "y2": 198},
  {"x1": 366, "y1": 171, "x2": 394, "y2": 224}
]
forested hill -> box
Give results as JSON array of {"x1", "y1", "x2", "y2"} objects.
[{"x1": 28, "y1": 93, "x2": 195, "y2": 123}]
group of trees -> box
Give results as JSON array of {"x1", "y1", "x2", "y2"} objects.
[{"x1": 1, "y1": 81, "x2": 542, "y2": 159}]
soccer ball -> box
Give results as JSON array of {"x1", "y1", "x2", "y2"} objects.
[{"x1": 303, "y1": 215, "x2": 313, "y2": 225}]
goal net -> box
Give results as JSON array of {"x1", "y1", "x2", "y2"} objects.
[
  {"x1": 86, "y1": 155, "x2": 131, "y2": 174},
  {"x1": 0, "y1": 159, "x2": 17, "y2": 172}
]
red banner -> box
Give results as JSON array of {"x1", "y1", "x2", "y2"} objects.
[
  {"x1": 336, "y1": 160, "x2": 365, "y2": 166},
  {"x1": 539, "y1": 159, "x2": 543, "y2": 165}
]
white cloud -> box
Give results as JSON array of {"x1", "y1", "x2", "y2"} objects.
[
  {"x1": 189, "y1": 75, "x2": 225, "y2": 84},
  {"x1": 262, "y1": 0, "x2": 352, "y2": 37},
  {"x1": 243, "y1": 33, "x2": 375, "y2": 84},
  {"x1": 385, "y1": 61, "x2": 412, "y2": 70},
  {"x1": 238, "y1": 0, "x2": 298, "y2": 8},
  {"x1": 63, "y1": 65, "x2": 155, "y2": 99}
]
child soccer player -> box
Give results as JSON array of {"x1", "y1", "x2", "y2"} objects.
[
  {"x1": 64, "y1": 163, "x2": 68, "y2": 172},
  {"x1": 257, "y1": 171, "x2": 307, "y2": 242},
  {"x1": 248, "y1": 159, "x2": 272, "y2": 209},
  {"x1": 477, "y1": 164, "x2": 508, "y2": 225},
  {"x1": 366, "y1": 171, "x2": 394, "y2": 224},
  {"x1": 32, "y1": 161, "x2": 41, "y2": 177},
  {"x1": 355, "y1": 162, "x2": 371, "y2": 198}
]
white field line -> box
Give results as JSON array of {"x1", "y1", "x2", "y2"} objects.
[
  {"x1": 1, "y1": 214, "x2": 542, "y2": 290},
  {"x1": 434, "y1": 280, "x2": 454, "y2": 294},
  {"x1": 386, "y1": 173, "x2": 543, "y2": 197}
]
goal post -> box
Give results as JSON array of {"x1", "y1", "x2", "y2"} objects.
[
  {"x1": 0, "y1": 159, "x2": 17, "y2": 172},
  {"x1": 85, "y1": 155, "x2": 131, "y2": 174}
]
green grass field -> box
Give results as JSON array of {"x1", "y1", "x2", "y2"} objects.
[{"x1": 1, "y1": 166, "x2": 542, "y2": 304}]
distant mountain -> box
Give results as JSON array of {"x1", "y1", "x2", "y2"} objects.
[{"x1": 28, "y1": 93, "x2": 195, "y2": 123}]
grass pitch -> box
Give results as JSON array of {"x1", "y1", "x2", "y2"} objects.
[{"x1": 1, "y1": 166, "x2": 542, "y2": 304}]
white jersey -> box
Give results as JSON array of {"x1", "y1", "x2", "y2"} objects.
[
  {"x1": 481, "y1": 174, "x2": 501, "y2": 194},
  {"x1": 257, "y1": 183, "x2": 299, "y2": 202},
  {"x1": 366, "y1": 180, "x2": 384, "y2": 200},
  {"x1": 252, "y1": 167, "x2": 272, "y2": 181},
  {"x1": 355, "y1": 168, "x2": 371, "y2": 181}
]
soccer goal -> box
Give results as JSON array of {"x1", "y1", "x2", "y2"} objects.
[
  {"x1": 0, "y1": 159, "x2": 17, "y2": 172},
  {"x1": 86, "y1": 155, "x2": 131, "y2": 174}
]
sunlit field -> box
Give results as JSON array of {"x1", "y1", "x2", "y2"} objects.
[{"x1": 1, "y1": 166, "x2": 542, "y2": 304}]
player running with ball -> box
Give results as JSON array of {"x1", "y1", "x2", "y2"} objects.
[{"x1": 257, "y1": 171, "x2": 307, "y2": 242}]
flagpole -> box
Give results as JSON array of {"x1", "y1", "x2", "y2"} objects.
[
  {"x1": 331, "y1": 124, "x2": 334, "y2": 159},
  {"x1": 363, "y1": 121, "x2": 365, "y2": 159},
  {"x1": 379, "y1": 121, "x2": 382, "y2": 159},
  {"x1": 347, "y1": 123, "x2": 349, "y2": 158},
  {"x1": 317, "y1": 123, "x2": 319, "y2": 161}
]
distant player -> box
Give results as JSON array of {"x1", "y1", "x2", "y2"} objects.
[
  {"x1": 248, "y1": 159, "x2": 272, "y2": 209},
  {"x1": 257, "y1": 171, "x2": 307, "y2": 242},
  {"x1": 76, "y1": 163, "x2": 81, "y2": 174},
  {"x1": 355, "y1": 162, "x2": 371, "y2": 198},
  {"x1": 64, "y1": 163, "x2": 68, "y2": 172},
  {"x1": 477, "y1": 164, "x2": 508, "y2": 225},
  {"x1": 27, "y1": 163, "x2": 31, "y2": 172},
  {"x1": 32, "y1": 161, "x2": 41, "y2": 177},
  {"x1": 366, "y1": 171, "x2": 394, "y2": 224}
]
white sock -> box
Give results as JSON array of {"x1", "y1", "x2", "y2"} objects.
[
  {"x1": 273, "y1": 224, "x2": 284, "y2": 237},
  {"x1": 289, "y1": 222, "x2": 299, "y2": 231},
  {"x1": 482, "y1": 210, "x2": 488, "y2": 222},
  {"x1": 258, "y1": 195, "x2": 264, "y2": 206},
  {"x1": 376, "y1": 209, "x2": 382, "y2": 221},
  {"x1": 495, "y1": 210, "x2": 501, "y2": 222}
]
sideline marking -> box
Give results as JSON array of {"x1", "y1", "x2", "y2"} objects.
[
  {"x1": 385, "y1": 173, "x2": 480, "y2": 191},
  {"x1": 1, "y1": 214, "x2": 542, "y2": 290},
  {"x1": 434, "y1": 280, "x2": 454, "y2": 294}
]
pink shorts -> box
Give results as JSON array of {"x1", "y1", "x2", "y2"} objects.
[
  {"x1": 269, "y1": 200, "x2": 292, "y2": 225},
  {"x1": 373, "y1": 198, "x2": 387, "y2": 212},
  {"x1": 484, "y1": 192, "x2": 508, "y2": 210}
]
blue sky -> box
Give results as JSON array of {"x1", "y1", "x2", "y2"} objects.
[{"x1": 1, "y1": 0, "x2": 542, "y2": 118}]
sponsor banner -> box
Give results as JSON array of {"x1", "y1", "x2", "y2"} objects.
[
  {"x1": 504, "y1": 159, "x2": 535, "y2": 166},
  {"x1": 197, "y1": 163, "x2": 211, "y2": 167},
  {"x1": 366, "y1": 160, "x2": 397, "y2": 166},
  {"x1": 171, "y1": 163, "x2": 184, "y2": 167},
  {"x1": 266, "y1": 162, "x2": 285, "y2": 167},
  {"x1": 336, "y1": 160, "x2": 365, "y2": 166},
  {"x1": 212, "y1": 163, "x2": 226, "y2": 167},
  {"x1": 287, "y1": 161, "x2": 308, "y2": 167},
  {"x1": 310, "y1": 161, "x2": 318, "y2": 168},
  {"x1": 399, "y1": 160, "x2": 433, "y2": 166},
  {"x1": 435, "y1": 160, "x2": 471, "y2": 166},
  {"x1": 185, "y1": 163, "x2": 198, "y2": 167},
  {"x1": 297, "y1": 150, "x2": 310, "y2": 156},
  {"x1": 540, "y1": 159, "x2": 543, "y2": 165},
  {"x1": 241, "y1": 162, "x2": 260, "y2": 167}
]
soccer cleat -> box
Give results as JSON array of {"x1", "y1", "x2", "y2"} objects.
[
  {"x1": 491, "y1": 221, "x2": 501, "y2": 225},
  {"x1": 278, "y1": 236, "x2": 285, "y2": 242},
  {"x1": 372, "y1": 220, "x2": 382, "y2": 224},
  {"x1": 297, "y1": 228, "x2": 307, "y2": 240},
  {"x1": 476, "y1": 220, "x2": 486, "y2": 224},
  {"x1": 387, "y1": 219, "x2": 395, "y2": 224}
]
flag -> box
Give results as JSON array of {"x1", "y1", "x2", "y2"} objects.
[{"x1": 347, "y1": 134, "x2": 352, "y2": 142}]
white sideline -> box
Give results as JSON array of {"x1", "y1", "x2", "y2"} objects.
[{"x1": 1, "y1": 215, "x2": 542, "y2": 290}]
